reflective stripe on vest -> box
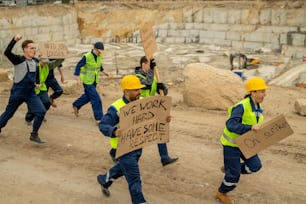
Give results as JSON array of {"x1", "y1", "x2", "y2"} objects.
[
  {"x1": 109, "y1": 98, "x2": 127, "y2": 149},
  {"x1": 136, "y1": 74, "x2": 157, "y2": 97},
  {"x1": 220, "y1": 97, "x2": 263, "y2": 147},
  {"x1": 35, "y1": 64, "x2": 49, "y2": 95},
  {"x1": 80, "y1": 52, "x2": 102, "y2": 85}
]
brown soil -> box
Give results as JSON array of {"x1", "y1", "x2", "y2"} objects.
[{"x1": 1, "y1": 73, "x2": 306, "y2": 204}]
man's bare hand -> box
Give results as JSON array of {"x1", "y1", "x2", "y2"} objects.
[
  {"x1": 14, "y1": 35, "x2": 22, "y2": 42},
  {"x1": 115, "y1": 128, "x2": 122, "y2": 137},
  {"x1": 75, "y1": 76, "x2": 81, "y2": 86},
  {"x1": 252, "y1": 124, "x2": 261, "y2": 132}
]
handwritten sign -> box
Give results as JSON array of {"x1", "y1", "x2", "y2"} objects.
[
  {"x1": 39, "y1": 42, "x2": 69, "y2": 59},
  {"x1": 116, "y1": 96, "x2": 171, "y2": 158},
  {"x1": 140, "y1": 23, "x2": 157, "y2": 60},
  {"x1": 235, "y1": 115, "x2": 294, "y2": 159}
]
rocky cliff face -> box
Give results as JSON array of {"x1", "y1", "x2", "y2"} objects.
[{"x1": 0, "y1": 1, "x2": 306, "y2": 67}]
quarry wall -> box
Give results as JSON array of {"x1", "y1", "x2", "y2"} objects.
[{"x1": 0, "y1": 1, "x2": 305, "y2": 66}]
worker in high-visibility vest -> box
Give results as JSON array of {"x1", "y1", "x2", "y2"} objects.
[
  {"x1": 134, "y1": 56, "x2": 178, "y2": 166},
  {"x1": 25, "y1": 58, "x2": 64, "y2": 126},
  {"x1": 72, "y1": 42, "x2": 109, "y2": 125},
  {"x1": 45, "y1": 60, "x2": 65, "y2": 108},
  {"x1": 216, "y1": 77, "x2": 268, "y2": 204},
  {"x1": 98, "y1": 75, "x2": 169, "y2": 204}
]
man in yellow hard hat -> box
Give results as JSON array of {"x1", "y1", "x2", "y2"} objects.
[
  {"x1": 97, "y1": 75, "x2": 156, "y2": 203},
  {"x1": 216, "y1": 77, "x2": 268, "y2": 204}
]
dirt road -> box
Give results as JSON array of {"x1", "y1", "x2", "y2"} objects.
[{"x1": 1, "y1": 78, "x2": 306, "y2": 204}]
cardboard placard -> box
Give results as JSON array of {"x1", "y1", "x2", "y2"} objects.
[
  {"x1": 235, "y1": 115, "x2": 294, "y2": 159},
  {"x1": 140, "y1": 23, "x2": 157, "y2": 60},
  {"x1": 116, "y1": 96, "x2": 171, "y2": 158},
  {"x1": 39, "y1": 42, "x2": 69, "y2": 59}
]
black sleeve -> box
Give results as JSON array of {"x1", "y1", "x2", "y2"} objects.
[
  {"x1": 4, "y1": 38, "x2": 25, "y2": 65},
  {"x1": 36, "y1": 66, "x2": 40, "y2": 84}
]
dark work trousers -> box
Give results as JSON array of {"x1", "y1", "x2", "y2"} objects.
[
  {"x1": 72, "y1": 82, "x2": 103, "y2": 121},
  {"x1": 158, "y1": 143, "x2": 172, "y2": 162},
  {"x1": 97, "y1": 149, "x2": 146, "y2": 204},
  {"x1": 45, "y1": 77, "x2": 63, "y2": 100},
  {"x1": 0, "y1": 81, "x2": 46, "y2": 133},
  {"x1": 25, "y1": 91, "x2": 50, "y2": 123},
  {"x1": 218, "y1": 146, "x2": 262, "y2": 193},
  {"x1": 110, "y1": 143, "x2": 171, "y2": 164}
]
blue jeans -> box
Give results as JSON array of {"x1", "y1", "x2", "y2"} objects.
[
  {"x1": 97, "y1": 149, "x2": 146, "y2": 204},
  {"x1": 0, "y1": 82, "x2": 46, "y2": 133},
  {"x1": 46, "y1": 77, "x2": 63, "y2": 100},
  {"x1": 218, "y1": 145, "x2": 262, "y2": 193},
  {"x1": 72, "y1": 83, "x2": 103, "y2": 120},
  {"x1": 25, "y1": 91, "x2": 50, "y2": 123}
]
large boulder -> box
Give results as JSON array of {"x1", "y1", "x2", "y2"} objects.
[
  {"x1": 294, "y1": 99, "x2": 306, "y2": 116},
  {"x1": 183, "y1": 63, "x2": 245, "y2": 110}
]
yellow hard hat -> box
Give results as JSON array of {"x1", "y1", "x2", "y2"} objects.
[
  {"x1": 121, "y1": 75, "x2": 145, "y2": 90},
  {"x1": 246, "y1": 77, "x2": 268, "y2": 92}
]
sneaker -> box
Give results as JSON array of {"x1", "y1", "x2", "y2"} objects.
[
  {"x1": 73, "y1": 106, "x2": 79, "y2": 117},
  {"x1": 216, "y1": 191, "x2": 233, "y2": 204},
  {"x1": 50, "y1": 97, "x2": 57, "y2": 108},
  {"x1": 162, "y1": 157, "x2": 178, "y2": 166},
  {"x1": 29, "y1": 132, "x2": 45, "y2": 144}
]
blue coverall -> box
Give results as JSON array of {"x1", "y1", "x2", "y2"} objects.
[
  {"x1": 0, "y1": 38, "x2": 45, "y2": 134},
  {"x1": 46, "y1": 68, "x2": 63, "y2": 100},
  {"x1": 218, "y1": 96, "x2": 262, "y2": 194},
  {"x1": 72, "y1": 51, "x2": 103, "y2": 121},
  {"x1": 97, "y1": 96, "x2": 146, "y2": 204}
]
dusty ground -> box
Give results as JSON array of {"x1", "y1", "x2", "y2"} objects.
[{"x1": 1, "y1": 41, "x2": 306, "y2": 204}]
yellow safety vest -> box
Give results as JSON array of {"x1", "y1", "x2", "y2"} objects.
[
  {"x1": 35, "y1": 64, "x2": 49, "y2": 95},
  {"x1": 136, "y1": 74, "x2": 157, "y2": 97},
  {"x1": 220, "y1": 97, "x2": 264, "y2": 147},
  {"x1": 109, "y1": 98, "x2": 127, "y2": 149},
  {"x1": 80, "y1": 52, "x2": 102, "y2": 85}
]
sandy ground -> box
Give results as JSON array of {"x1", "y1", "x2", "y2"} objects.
[{"x1": 1, "y1": 71, "x2": 306, "y2": 204}]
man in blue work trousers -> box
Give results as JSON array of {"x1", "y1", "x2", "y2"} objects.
[
  {"x1": 0, "y1": 34, "x2": 46, "y2": 144},
  {"x1": 97, "y1": 75, "x2": 171, "y2": 204},
  {"x1": 72, "y1": 41, "x2": 109, "y2": 125}
]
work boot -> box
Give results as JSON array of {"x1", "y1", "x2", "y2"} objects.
[
  {"x1": 97, "y1": 175, "x2": 111, "y2": 197},
  {"x1": 29, "y1": 132, "x2": 45, "y2": 144},
  {"x1": 109, "y1": 148, "x2": 118, "y2": 163},
  {"x1": 50, "y1": 97, "x2": 57, "y2": 108},
  {"x1": 216, "y1": 191, "x2": 233, "y2": 204},
  {"x1": 162, "y1": 157, "x2": 178, "y2": 166},
  {"x1": 101, "y1": 185, "x2": 110, "y2": 197},
  {"x1": 73, "y1": 106, "x2": 79, "y2": 117},
  {"x1": 96, "y1": 120, "x2": 101, "y2": 126},
  {"x1": 220, "y1": 166, "x2": 225, "y2": 173}
]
